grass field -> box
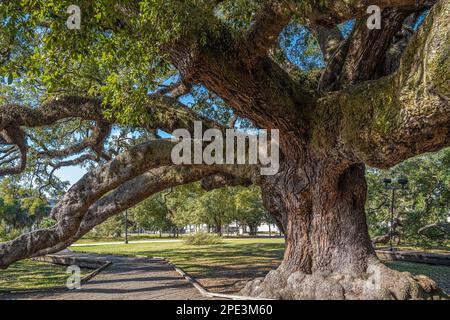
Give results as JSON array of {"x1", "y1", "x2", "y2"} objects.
[
  {"x1": 73, "y1": 234, "x2": 282, "y2": 244},
  {"x1": 1, "y1": 238, "x2": 448, "y2": 294},
  {"x1": 74, "y1": 233, "x2": 183, "y2": 244},
  {"x1": 0, "y1": 260, "x2": 88, "y2": 291},
  {"x1": 71, "y1": 238, "x2": 450, "y2": 294}
]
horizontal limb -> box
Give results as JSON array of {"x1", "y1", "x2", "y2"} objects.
[{"x1": 315, "y1": 0, "x2": 450, "y2": 168}]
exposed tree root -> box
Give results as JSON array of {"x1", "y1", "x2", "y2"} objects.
[{"x1": 240, "y1": 260, "x2": 447, "y2": 300}]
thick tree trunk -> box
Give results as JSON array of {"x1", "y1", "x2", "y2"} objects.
[
  {"x1": 281, "y1": 163, "x2": 374, "y2": 275},
  {"x1": 242, "y1": 161, "x2": 445, "y2": 300},
  {"x1": 214, "y1": 223, "x2": 223, "y2": 237},
  {"x1": 248, "y1": 224, "x2": 258, "y2": 237}
]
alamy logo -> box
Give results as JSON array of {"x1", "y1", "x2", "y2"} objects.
[
  {"x1": 367, "y1": 5, "x2": 382, "y2": 30},
  {"x1": 171, "y1": 122, "x2": 280, "y2": 176},
  {"x1": 66, "y1": 265, "x2": 81, "y2": 289},
  {"x1": 66, "y1": 5, "x2": 81, "y2": 30}
]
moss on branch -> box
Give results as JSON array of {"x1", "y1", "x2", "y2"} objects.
[{"x1": 312, "y1": 0, "x2": 450, "y2": 168}]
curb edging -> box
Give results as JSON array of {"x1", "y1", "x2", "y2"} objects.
[{"x1": 148, "y1": 256, "x2": 273, "y2": 301}]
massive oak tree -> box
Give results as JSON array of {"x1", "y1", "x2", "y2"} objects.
[{"x1": 0, "y1": 0, "x2": 449, "y2": 299}]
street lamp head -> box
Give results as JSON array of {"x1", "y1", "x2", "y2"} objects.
[
  {"x1": 397, "y1": 177, "x2": 408, "y2": 188},
  {"x1": 383, "y1": 178, "x2": 392, "y2": 186}
]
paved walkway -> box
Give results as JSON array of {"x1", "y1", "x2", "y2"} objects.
[{"x1": 1, "y1": 253, "x2": 207, "y2": 300}]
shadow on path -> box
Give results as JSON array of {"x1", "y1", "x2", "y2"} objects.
[{"x1": 0, "y1": 252, "x2": 208, "y2": 300}]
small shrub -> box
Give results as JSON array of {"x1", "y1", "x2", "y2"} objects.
[{"x1": 184, "y1": 232, "x2": 223, "y2": 245}]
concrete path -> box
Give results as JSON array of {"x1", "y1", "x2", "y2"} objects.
[{"x1": 1, "y1": 253, "x2": 208, "y2": 300}]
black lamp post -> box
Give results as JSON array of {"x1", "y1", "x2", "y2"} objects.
[
  {"x1": 124, "y1": 210, "x2": 129, "y2": 244},
  {"x1": 383, "y1": 176, "x2": 408, "y2": 251}
]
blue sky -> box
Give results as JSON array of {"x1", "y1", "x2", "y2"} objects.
[{"x1": 54, "y1": 165, "x2": 86, "y2": 186}]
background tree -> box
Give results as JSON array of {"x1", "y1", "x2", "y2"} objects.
[
  {"x1": 0, "y1": 0, "x2": 449, "y2": 299},
  {"x1": 132, "y1": 193, "x2": 178, "y2": 237},
  {"x1": 366, "y1": 147, "x2": 450, "y2": 246},
  {"x1": 86, "y1": 214, "x2": 124, "y2": 238},
  {"x1": 174, "y1": 186, "x2": 236, "y2": 236},
  {"x1": 0, "y1": 178, "x2": 50, "y2": 240},
  {"x1": 234, "y1": 186, "x2": 267, "y2": 236},
  {"x1": 166, "y1": 184, "x2": 204, "y2": 230}
]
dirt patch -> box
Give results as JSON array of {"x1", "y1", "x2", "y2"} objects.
[{"x1": 191, "y1": 264, "x2": 277, "y2": 294}]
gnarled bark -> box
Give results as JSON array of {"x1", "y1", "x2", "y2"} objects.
[{"x1": 243, "y1": 159, "x2": 444, "y2": 299}]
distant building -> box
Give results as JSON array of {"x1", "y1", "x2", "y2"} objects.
[{"x1": 184, "y1": 222, "x2": 280, "y2": 236}]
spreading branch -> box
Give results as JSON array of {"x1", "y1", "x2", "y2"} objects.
[
  {"x1": 32, "y1": 166, "x2": 228, "y2": 256},
  {"x1": 35, "y1": 121, "x2": 111, "y2": 160},
  {"x1": 241, "y1": 0, "x2": 296, "y2": 65},
  {"x1": 323, "y1": 0, "x2": 450, "y2": 167},
  {"x1": 0, "y1": 95, "x2": 224, "y2": 176},
  {"x1": 308, "y1": 25, "x2": 344, "y2": 64},
  {"x1": 318, "y1": 7, "x2": 429, "y2": 91},
  {"x1": 0, "y1": 144, "x2": 260, "y2": 267},
  {"x1": 339, "y1": 9, "x2": 413, "y2": 85},
  {"x1": 0, "y1": 125, "x2": 27, "y2": 176},
  {"x1": 0, "y1": 139, "x2": 176, "y2": 268},
  {"x1": 308, "y1": 0, "x2": 436, "y2": 26}
]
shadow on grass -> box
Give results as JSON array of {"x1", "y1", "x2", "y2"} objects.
[{"x1": 0, "y1": 260, "x2": 89, "y2": 291}]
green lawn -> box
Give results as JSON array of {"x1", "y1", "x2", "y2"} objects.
[
  {"x1": 74, "y1": 233, "x2": 183, "y2": 244},
  {"x1": 74, "y1": 234, "x2": 280, "y2": 244},
  {"x1": 73, "y1": 238, "x2": 285, "y2": 275},
  {"x1": 0, "y1": 260, "x2": 88, "y2": 291},
  {"x1": 71, "y1": 238, "x2": 450, "y2": 294}
]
